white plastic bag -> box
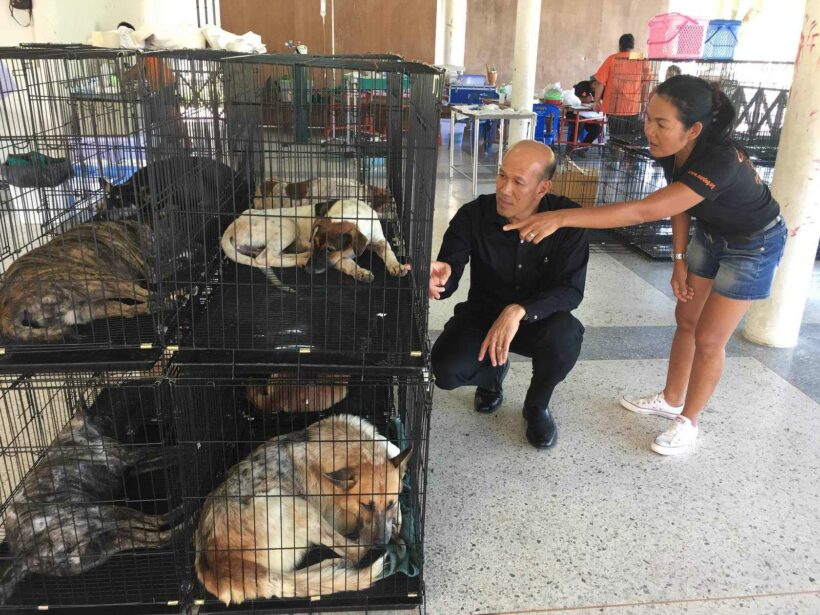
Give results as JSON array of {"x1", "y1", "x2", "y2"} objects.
[
  {"x1": 561, "y1": 89, "x2": 581, "y2": 106},
  {"x1": 202, "y1": 25, "x2": 267, "y2": 53}
]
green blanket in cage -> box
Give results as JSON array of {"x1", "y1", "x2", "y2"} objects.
[{"x1": 380, "y1": 416, "x2": 422, "y2": 579}]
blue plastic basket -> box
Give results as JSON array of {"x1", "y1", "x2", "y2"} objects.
[{"x1": 703, "y1": 19, "x2": 741, "y2": 60}]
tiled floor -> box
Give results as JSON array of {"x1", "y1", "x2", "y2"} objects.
[{"x1": 421, "y1": 150, "x2": 820, "y2": 614}]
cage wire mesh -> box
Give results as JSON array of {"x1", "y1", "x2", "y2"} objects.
[
  {"x1": 0, "y1": 369, "x2": 186, "y2": 611},
  {"x1": 0, "y1": 48, "x2": 173, "y2": 355},
  {"x1": 0, "y1": 47, "x2": 438, "y2": 613},
  {"x1": 160, "y1": 54, "x2": 442, "y2": 365},
  {"x1": 0, "y1": 49, "x2": 443, "y2": 361},
  {"x1": 553, "y1": 58, "x2": 792, "y2": 259},
  {"x1": 168, "y1": 364, "x2": 431, "y2": 611},
  {"x1": 602, "y1": 58, "x2": 793, "y2": 161}
]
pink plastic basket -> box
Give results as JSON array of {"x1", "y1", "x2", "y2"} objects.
[{"x1": 648, "y1": 13, "x2": 706, "y2": 59}]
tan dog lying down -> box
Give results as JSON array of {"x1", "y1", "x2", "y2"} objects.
[
  {"x1": 194, "y1": 414, "x2": 412, "y2": 604},
  {"x1": 221, "y1": 199, "x2": 408, "y2": 285},
  {"x1": 255, "y1": 177, "x2": 390, "y2": 213}
]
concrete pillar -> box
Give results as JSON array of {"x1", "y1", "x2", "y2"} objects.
[
  {"x1": 443, "y1": 0, "x2": 467, "y2": 68},
  {"x1": 509, "y1": 0, "x2": 542, "y2": 145},
  {"x1": 743, "y1": 0, "x2": 820, "y2": 348}
]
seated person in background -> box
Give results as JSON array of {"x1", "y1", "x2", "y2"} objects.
[
  {"x1": 566, "y1": 80, "x2": 602, "y2": 145},
  {"x1": 429, "y1": 140, "x2": 588, "y2": 450}
]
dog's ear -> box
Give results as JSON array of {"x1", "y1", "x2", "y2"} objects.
[
  {"x1": 390, "y1": 443, "x2": 413, "y2": 473},
  {"x1": 311, "y1": 219, "x2": 332, "y2": 247},
  {"x1": 263, "y1": 179, "x2": 282, "y2": 196},
  {"x1": 325, "y1": 467, "x2": 358, "y2": 490},
  {"x1": 287, "y1": 179, "x2": 312, "y2": 199},
  {"x1": 369, "y1": 185, "x2": 389, "y2": 212},
  {"x1": 343, "y1": 229, "x2": 369, "y2": 256},
  {"x1": 99, "y1": 178, "x2": 113, "y2": 195}
]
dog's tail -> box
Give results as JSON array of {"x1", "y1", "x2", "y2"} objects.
[
  {"x1": 195, "y1": 526, "x2": 270, "y2": 606},
  {"x1": 278, "y1": 554, "x2": 385, "y2": 598}
]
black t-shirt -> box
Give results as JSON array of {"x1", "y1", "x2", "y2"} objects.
[{"x1": 659, "y1": 141, "x2": 779, "y2": 234}]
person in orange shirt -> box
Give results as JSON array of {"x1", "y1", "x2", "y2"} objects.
[{"x1": 593, "y1": 33, "x2": 651, "y2": 143}]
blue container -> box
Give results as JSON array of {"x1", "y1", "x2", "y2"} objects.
[
  {"x1": 448, "y1": 85, "x2": 499, "y2": 105},
  {"x1": 533, "y1": 103, "x2": 560, "y2": 145},
  {"x1": 702, "y1": 19, "x2": 741, "y2": 60}
]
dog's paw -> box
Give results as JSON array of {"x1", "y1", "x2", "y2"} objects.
[
  {"x1": 356, "y1": 269, "x2": 375, "y2": 283},
  {"x1": 388, "y1": 262, "x2": 410, "y2": 277}
]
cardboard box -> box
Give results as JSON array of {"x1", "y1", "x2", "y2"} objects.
[{"x1": 552, "y1": 159, "x2": 599, "y2": 208}]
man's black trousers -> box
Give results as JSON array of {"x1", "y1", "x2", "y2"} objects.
[{"x1": 431, "y1": 310, "x2": 584, "y2": 409}]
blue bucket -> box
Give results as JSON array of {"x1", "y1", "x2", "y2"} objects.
[{"x1": 703, "y1": 19, "x2": 741, "y2": 60}]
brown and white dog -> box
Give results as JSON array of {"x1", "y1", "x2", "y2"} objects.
[
  {"x1": 221, "y1": 199, "x2": 408, "y2": 286},
  {"x1": 254, "y1": 177, "x2": 391, "y2": 214},
  {"x1": 246, "y1": 373, "x2": 349, "y2": 413},
  {"x1": 194, "y1": 414, "x2": 412, "y2": 604}
]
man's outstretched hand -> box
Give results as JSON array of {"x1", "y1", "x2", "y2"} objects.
[{"x1": 429, "y1": 260, "x2": 452, "y2": 300}]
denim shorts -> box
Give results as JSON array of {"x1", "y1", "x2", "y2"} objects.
[{"x1": 686, "y1": 217, "x2": 788, "y2": 301}]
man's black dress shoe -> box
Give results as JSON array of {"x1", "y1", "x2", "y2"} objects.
[
  {"x1": 474, "y1": 387, "x2": 503, "y2": 413},
  {"x1": 522, "y1": 405, "x2": 557, "y2": 448}
]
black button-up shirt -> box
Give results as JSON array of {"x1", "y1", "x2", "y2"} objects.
[{"x1": 437, "y1": 193, "x2": 589, "y2": 324}]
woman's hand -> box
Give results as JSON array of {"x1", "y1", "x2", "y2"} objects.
[
  {"x1": 670, "y1": 261, "x2": 694, "y2": 303},
  {"x1": 503, "y1": 211, "x2": 562, "y2": 244}
]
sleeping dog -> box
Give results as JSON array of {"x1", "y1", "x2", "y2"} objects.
[
  {"x1": 221, "y1": 199, "x2": 409, "y2": 286},
  {"x1": 254, "y1": 177, "x2": 391, "y2": 214}
]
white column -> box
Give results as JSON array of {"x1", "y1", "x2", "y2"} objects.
[
  {"x1": 443, "y1": 0, "x2": 467, "y2": 68},
  {"x1": 509, "y1": 0, "x2": 542, "y2": 145},
  {"x1": 743, "y1": 0, "x2": 820, "y2": 348}
]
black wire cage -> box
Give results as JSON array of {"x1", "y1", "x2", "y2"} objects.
[
  {"x1": 0, "y1": 48, "x2": 174, "y2": 357},
  {"x1": 553, "y1": 57, "x2": 791, "y2": 259},
  {"x1": 152, "y1": 54, "x2": 443, "y2": 367},
  {"x1": 168, "y1": 362, "x2": 432, "y2": 613},
  {"x1": 554, "y1": 144, "x2": 773, "y2": 259},
  {"x1": 0, "y1": 368, "x2": 188, "y2": 614},
  {"x1": 599, "y1": 57, "x2": 793, "y2": 163},
  {"x1": 0, "y1": 49, "x2": 443, "y2": 368}
]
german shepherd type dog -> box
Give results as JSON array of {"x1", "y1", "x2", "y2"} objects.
[
  {"x1": 194, "y1": 414, "x2": 412, "y2": 604},
  {"x1": 220, "y1": 199, "x2": 408, "y2": 287},
  {"x1": 0, "y1": 221, "x2": 157, "y2": 342},
  {"x1": 0, "y1": 390, "x2": 182, "y2": 603},
  {"x1": 246, "y1": 373, "x2": 350, "y2": 413}
]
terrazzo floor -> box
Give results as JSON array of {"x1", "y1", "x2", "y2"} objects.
[{"x1": 415, "y1": 149, "x2": 820, "y2": 614}]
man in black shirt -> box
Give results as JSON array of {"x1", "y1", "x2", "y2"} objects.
[{"x1": 429, "y1": 140, "x2": 588, "y2": 449}]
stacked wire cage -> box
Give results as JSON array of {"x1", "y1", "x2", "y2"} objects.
[
  {"x1": 0, "y1": 46, "x2": 441, "y2": 614},
  {"x1": 553, "y1": 58, "x2": 791, "y2": 258}
]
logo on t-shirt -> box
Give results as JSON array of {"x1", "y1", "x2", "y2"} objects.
[{"x1": 686, "y1": 170, "x2": 716, "y2": 191}]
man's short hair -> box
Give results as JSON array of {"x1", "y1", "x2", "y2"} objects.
[
  {"x1": 619, "y1": 33, "x2": 635, "y2": 52},
  {"x1": 543, "y1": 155, "x2": 557, "y2": 181}
]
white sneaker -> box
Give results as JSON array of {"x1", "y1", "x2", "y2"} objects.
[
  {"x1": 620, "y1": 391, "x2": 683, "y2": 419},
  {"x1": 651, "y1": 416, "x2": 698, "y2": 456}
]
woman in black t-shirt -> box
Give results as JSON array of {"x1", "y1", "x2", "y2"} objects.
[{"x1": 506, "y1": 75, "x2": 788, "y2": 456}]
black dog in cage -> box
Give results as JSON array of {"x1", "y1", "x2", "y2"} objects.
[
  {"x1": 95, "y1": 155, "x2": 251, "y2": 270},
  {"x1": 0, "y1": 383, "x2": 182, "y2": 603}
]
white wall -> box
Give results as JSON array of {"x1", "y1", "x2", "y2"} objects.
[
  {"x1": 0, "y1": 0, "x2": 202, "y2": 46},
  {"x1": 1, "y1": 7, "x2": 35, "y2": 46},
  {"x1": 668, "y1": 0, "x2": 802, "y2": 62}
]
